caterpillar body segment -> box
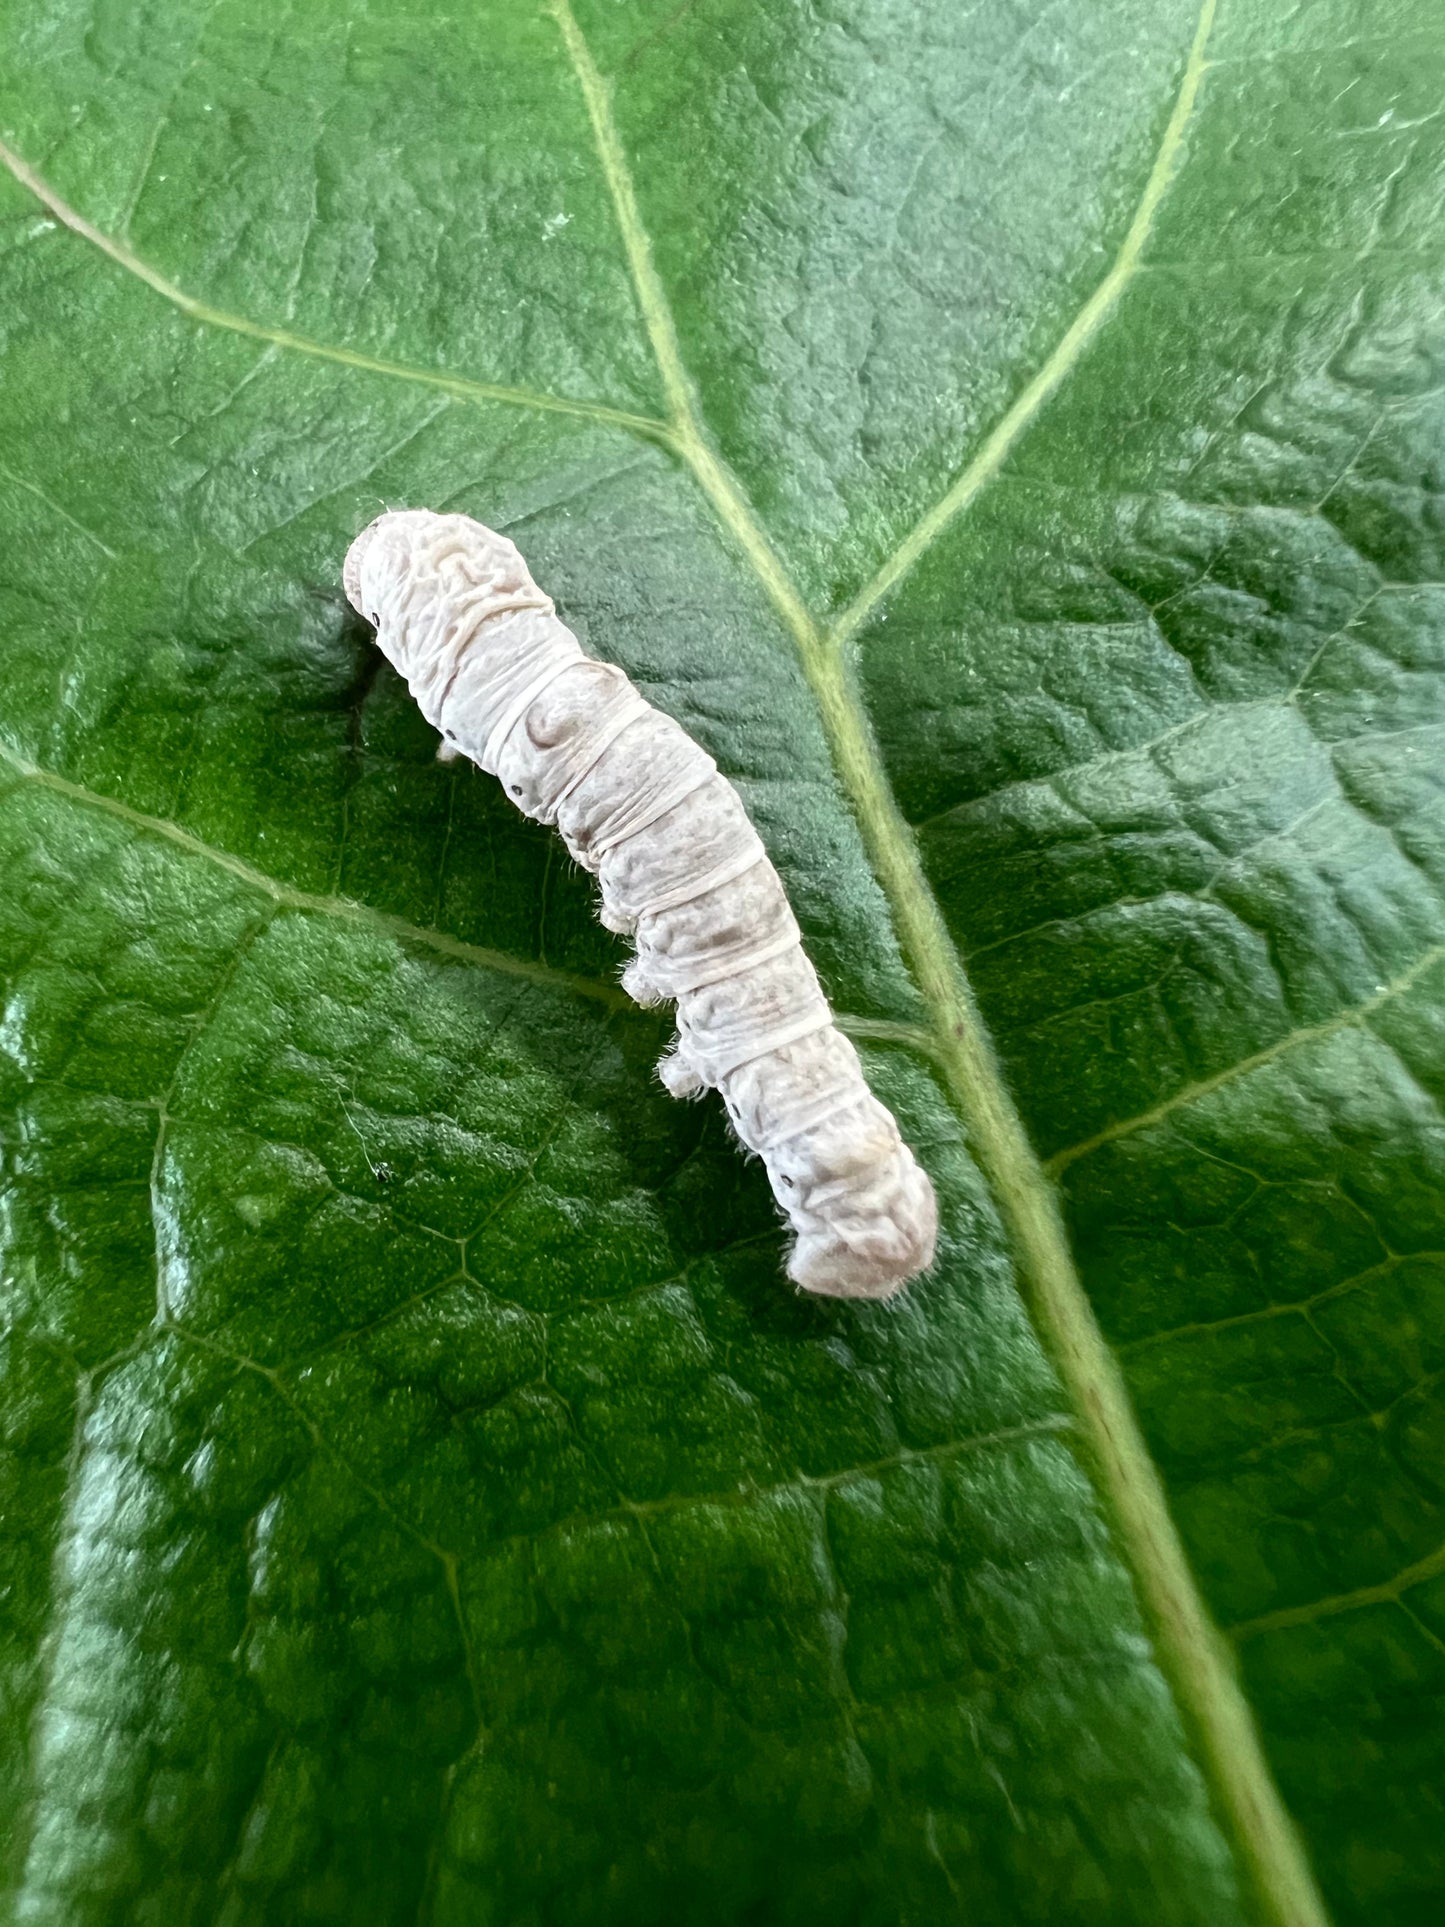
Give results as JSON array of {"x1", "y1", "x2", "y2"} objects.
[{"x1": 344, "y1": 510, "x2": 937, "y2": 1299}]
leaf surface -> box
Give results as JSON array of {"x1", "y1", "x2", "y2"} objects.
[{"x1": 1, "y1": 2, "x2": 1441, "y2": 1923}]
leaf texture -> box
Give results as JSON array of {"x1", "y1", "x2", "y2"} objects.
[{"x1": 0, "y1": 2, "x2": 1441, "y2": 1923}]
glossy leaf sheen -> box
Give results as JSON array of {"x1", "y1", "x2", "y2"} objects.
[{"x1": 0, "y1": 3, "x2": 1440, "y2": 1924}]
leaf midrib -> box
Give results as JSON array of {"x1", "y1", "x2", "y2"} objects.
[
  {"x1": 0, "y1": 7, "x2": 1327, "y2": 1922},
  {"x1": 547, "y1": 8, "x2": 1326, "y2": 1926}
]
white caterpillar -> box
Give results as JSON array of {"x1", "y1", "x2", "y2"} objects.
[{"x1": 343, "y1": 511, "x2": 937, "y2": 1299}]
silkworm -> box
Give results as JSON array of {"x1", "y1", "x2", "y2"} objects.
[{"x1": 343, "y1": 511, "x2": 937, "y2": 1300}]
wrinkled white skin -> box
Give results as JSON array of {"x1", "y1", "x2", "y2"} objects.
[{"x1": 344, "y1": 510, "x2": 937, "y2": 1299}]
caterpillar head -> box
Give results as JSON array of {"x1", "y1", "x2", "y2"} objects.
[
  {"x1": 343, "y1": 511, "x2": 553, "y2": 700},
  {"x1": 344, "y1": 509, "x2": 542, "y2": 622}
]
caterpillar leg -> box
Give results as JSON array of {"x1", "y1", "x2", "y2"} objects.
[
  {"x1": 621, "y1": 955, "x2": 666, "y2": 1007},
  {"x1": 657, "y1": 1040, "x2": 705, "y2": 1099}
]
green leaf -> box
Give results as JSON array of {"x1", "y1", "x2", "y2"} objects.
[{"x1": 0, "y1": 1, "x2": 1439, "y2": 1923}]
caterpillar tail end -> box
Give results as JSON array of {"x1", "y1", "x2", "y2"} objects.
[{"x1": 786, "y1": 1157, "x2": 938, "y2": 1302}]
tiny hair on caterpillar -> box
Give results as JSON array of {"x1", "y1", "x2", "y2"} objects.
[{"x1": 344, "y1": 510, "x2": 937, "y2": 1300}]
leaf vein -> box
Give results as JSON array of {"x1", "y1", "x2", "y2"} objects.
[
  {"x1": 830, "y1": 0, "x2": 1220, "y2": 650},
  {"x1": 1048, "y1": 938, "x2": 1445, "y2": 1174},
  {"x1": 1230, "y1": 1538, "x2": 1445, "y2": 1641},
  {"x1": 547, "y1": 5, "x2": 1328, "y2": 1923},
  {"x1": 0, "y1": 136, "x2": 671, "y2": 445},
  {"x1": 0, "y1": 738, "x2": 630, "y2": 1011}
]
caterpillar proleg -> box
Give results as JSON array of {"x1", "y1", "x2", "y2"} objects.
[{"x1": 344, "y1": 510, "x2": 937, "y2": 1299}]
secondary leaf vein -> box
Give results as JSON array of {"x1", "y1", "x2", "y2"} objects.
[
  {"x1": 1048, "y1": 938, "x2": 1445, "y2": 1174},
  {"x1": 0, "y1": 137, "x2": 671, "y2": 444},
  {"x1": 831, "y1": 0, "x2": 1219, "y2": 650},
  {"x1": 0, "y1": 738, "x2": 630, "y2": 1010},
  {"x1": 1230, "y1": 1537, "x2": 1445, "y2": 1641}
]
